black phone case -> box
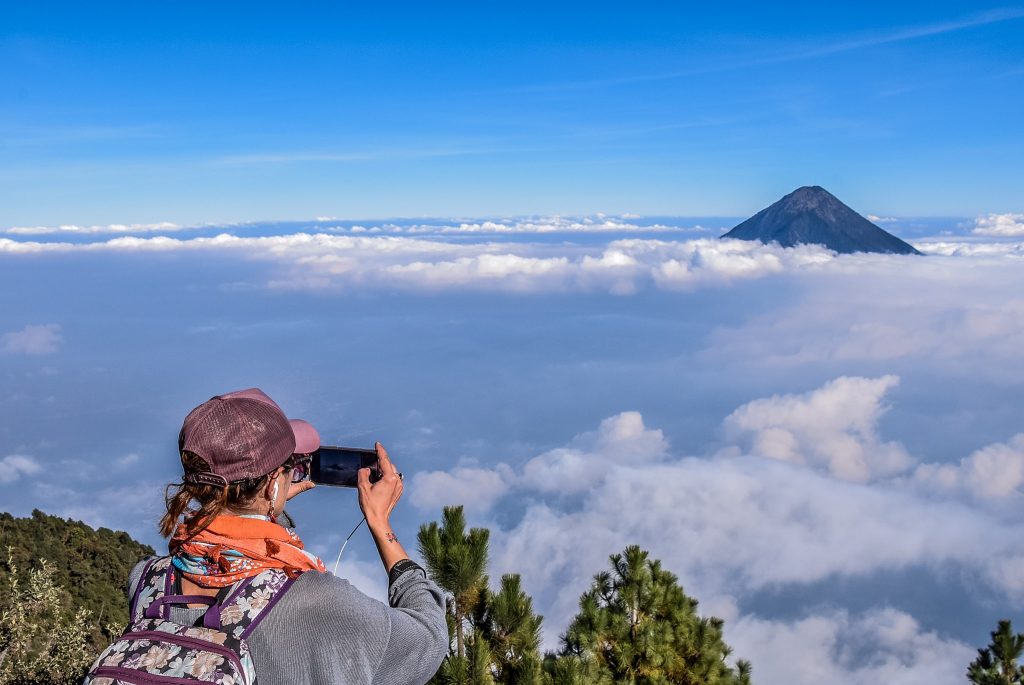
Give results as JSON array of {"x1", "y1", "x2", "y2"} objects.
[{"x1": 310, "y1": 446, "x2": 381, "y2": 488}]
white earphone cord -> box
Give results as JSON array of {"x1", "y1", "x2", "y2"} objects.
[{"x1": 332, "y1": 515, "x2": 367, "y2": 575}]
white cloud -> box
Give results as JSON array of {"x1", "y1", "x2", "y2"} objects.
[
  {"x1": 323, "y1": 215, "x2": 711, "y2": 235},
  {"x1": 0, "y1": 454, "x2": 42, "y2": 483},
  {"x1": 406, "y1": 380, "x2": 1024, "y2": 671},
  {"x1": 971, "y1": 213, "x2": 1024, "y2": 237},
  {"x1": 732, "y1": 608, "x2": 973, "y2": 685},
  {"x1": 4, "y1": 222, "x2": 182, "y2": 235},
  {"x1": 643, "y1": 239, "x2": 835, "y2": 290},
  {"x1": 521, "y1": 411, "x2": 667, "y2": 493},
  {"x1": 722, "y1": 376, "x2": 913, "y2": 482},
  {"x1": 488, "y1": 450, "x2": 1021, "y2": 653},
  {"x1": 702, "y1": 255, "x2": 1024, "y2": 379},
  {"x1": 914, "y1": 433, "x2": 1024, "y2": 500},
  {"x1": 867, "y1": 214, "x2": 899, "y2": 223},
  {"x1": 410, "y1": 412, "x2": 666, "y2": 512},
  {"x1": 1, "y1": 324, "x2": 62, "y2": 355},
  {"x1": 1, "y1": 215, "x2": 708, "y2": 238},
  {"x1": 917, "y1": 239, "x2": 1024, "y2": 257},
  {"x1": 116, "y1": 453, "x2": 141, "y2": 468},
  {"x1": 385, "y1": 254, "x2": 574, "y2": 293},
  {"x1": 2, "y1": 225, "x2": 1024, "y2": 298},
  {"x1": 410, "y1": 464, "x2": 515, "y2": 514},
  {"x1": 0, "y1": 232, "x2": 838, "y2": 294},
  {"x1": 279, "y1": 236, "x2": 840, "y2": 293},
  {"x1": 418, "y1": 217, "x2": 696, "y2": 234}
]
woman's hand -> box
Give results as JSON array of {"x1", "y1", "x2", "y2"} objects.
[
  {"x1": 286, "y1": 478, "x2": 315, "y2": 501},
  {"x1": 357, "y1": 442, "x2": 404, "y2": 528},
  {"x1": 358, "y1": 442, "x2": 410, "y2": 573}
]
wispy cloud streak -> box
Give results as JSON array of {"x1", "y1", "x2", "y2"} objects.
[
  {"x1": 508, "y1": 7, "x2": 1024, "y2": 93},
  {"x1": 216, "y1": 143, "x2": 505, "y2": 166}
]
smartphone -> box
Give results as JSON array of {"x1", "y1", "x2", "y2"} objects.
[{"x1": 310, "y1": 446, "x2": 381, "y2": 488}]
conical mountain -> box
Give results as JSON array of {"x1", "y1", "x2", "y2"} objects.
[{"x1": 721, "y1": 186, "x2": 921, "y2": 255}]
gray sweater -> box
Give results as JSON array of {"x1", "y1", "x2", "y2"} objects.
[{"x1": 126, "y1": 557, "x2": 449, "y2": 685}]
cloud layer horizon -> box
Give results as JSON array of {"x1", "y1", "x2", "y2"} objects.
[{"x1": 1, "y1": 212, "x2": 1021, "y2": 685}]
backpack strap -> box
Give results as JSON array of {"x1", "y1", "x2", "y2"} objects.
[
  {"x1": 144, "y1": 593, "x2": 219, "y2": 619},
  {"x1": 131, "y1": 557, "x2": 300, "y2": 636},
  {"x1": 240, "y1": 573, "x2": 297, "y2": 639},
  {"x1": 201, "y1": 575, "x2": 257, "y2": 629},
  {"x1": 203, "y1": 569, "x2": 299, "y2": 639},
  {"x1": 129, "y1": 556, "x2": 174, "y2": 622},
  {"x1": 128, "y1": 556, "x2": 157, "y2": 619}
]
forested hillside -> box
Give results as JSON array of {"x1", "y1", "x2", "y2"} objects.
[{"x1": 0, "y1": 509, "x2": 154, "y2": 650}]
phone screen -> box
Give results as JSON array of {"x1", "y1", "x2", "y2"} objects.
[{"x1": 310, "y1": 446, "x2": 381, "y2": 488}]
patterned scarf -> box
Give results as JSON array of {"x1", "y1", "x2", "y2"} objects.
[{"x1": 170, "y1": 514, "x2": 326, "y2": 588}]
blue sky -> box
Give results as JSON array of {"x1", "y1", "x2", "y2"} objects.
[
  {"x1": 3, "y1": 5, "x2": 1024, "y2": 684},
  {"x1": 2, "y1": 2, "x2": 1023, "y2": 226}
]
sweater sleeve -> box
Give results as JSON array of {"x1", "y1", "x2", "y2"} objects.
[{"x1": 371, "y1": 562, "x2": 449, "y2": 685}]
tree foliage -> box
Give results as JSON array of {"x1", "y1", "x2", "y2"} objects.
[
  {"x1": 0, "y1": 509, "x2": 154, "y2": 652},
  {"x1": 418, "y1": 505, "x2": 491, "y2": 661},
  {"x1": 480, "y1": 574, "x2": 544, "y2": 685},
  {"x1": 417, "y1": 508, "x2": 750, "y2": 685},
  {"x1": 0, "y1": 549, "x2": 96, "y2": 685},
  {"x1": 968, "y1": 620, "x2": 1024, "y2": 685},
  {"x1": 542, "y1": 653, "x2": 603, "y2": 685},
  {"x1": 419, "y1": 506, "x2": 544, "y2": 685},
  {"x1": 558, "y1": 545, "x2": 750, "y2": 685}
]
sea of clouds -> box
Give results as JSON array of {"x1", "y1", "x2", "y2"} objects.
[{"x1": 2, "y1": 212, "x2": 1023, "y2": 685}]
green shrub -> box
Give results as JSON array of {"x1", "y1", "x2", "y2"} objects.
[{"x1": 0, "y1": 549, "x2": 94, "y2": 685}]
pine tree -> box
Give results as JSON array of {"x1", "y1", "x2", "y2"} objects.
[
  {"x1": 418, "y1": 506, "x2": 491, "y2": 660},
  {"x1": 480, "y1": 574, "x2": 544, "y2": 684},
  {"x1": 419, "y1": 507, "x2": 548, "y2": 685},
  {"x1": 435, "y1": 629, "x2": 496, "y2": 685},
  {"x1": 542, "y1": 653, "x2": 609, "y2": 685},
  {"x1": 557, "y1": 545, "x2": 750, "y2": 685},
  {"x1": 416, "y1": 510, "x2": 744, "y2": 685},
  {"x1": 968, "y1": 620, "x2": 1024, "y2": 685}
]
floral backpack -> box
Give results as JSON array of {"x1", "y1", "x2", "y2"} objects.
[{"x1": 83, "y1": 556, "x2": 296, "y2": 685}]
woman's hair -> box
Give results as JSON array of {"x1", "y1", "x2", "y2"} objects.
[{"x1": 159, "y1": 450, "x2": 272, "y2": 539}]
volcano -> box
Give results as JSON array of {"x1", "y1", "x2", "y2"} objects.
[{"x1": 721, "y1": 186, "x2": 921, "y2": 255}]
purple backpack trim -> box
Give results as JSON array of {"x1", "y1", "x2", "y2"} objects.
[
  {"x1": 129, "y1": 557, "x2": 294, "y2": 635},
  {"x1": 241, "y1": 576, "x2": 295, "y2": 639},
  {"x1": 85, "y1": 556, "x2": 300, "y2": 685},
  {"x1": 128, "y1": 556, "x2": 159, "y2": 619}
]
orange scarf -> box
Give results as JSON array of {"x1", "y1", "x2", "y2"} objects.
[{"x1": 170, "y1": 514, "x2": 326, "y2": 588}]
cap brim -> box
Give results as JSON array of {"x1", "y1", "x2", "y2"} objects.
[{"x1": 290, "y1": 419, "x2": 320, "y2": 454}]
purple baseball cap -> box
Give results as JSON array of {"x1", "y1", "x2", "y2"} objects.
[{"x1": 178, "y1": 387, "x2": 321, "y2": 486}]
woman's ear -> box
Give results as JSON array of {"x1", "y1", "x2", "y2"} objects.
[{"x1": 264, "y1": 468, "x2": 284, "y2": 500}]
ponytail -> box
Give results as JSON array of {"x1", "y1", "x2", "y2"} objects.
[
  {"x1": 159, "y1": 451, "x2": 270, "y2": 541},
  {"x1": 159, "y1": 486, "x2": 197, "y2": 538}
]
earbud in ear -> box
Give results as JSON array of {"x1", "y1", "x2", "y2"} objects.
[{"x1": 268, "y1": 480, "x2": 281, "y2": 522}]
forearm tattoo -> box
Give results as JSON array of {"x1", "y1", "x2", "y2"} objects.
[{"x1": 385, "y1": 531, "x2": 399, "y2": 543}]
